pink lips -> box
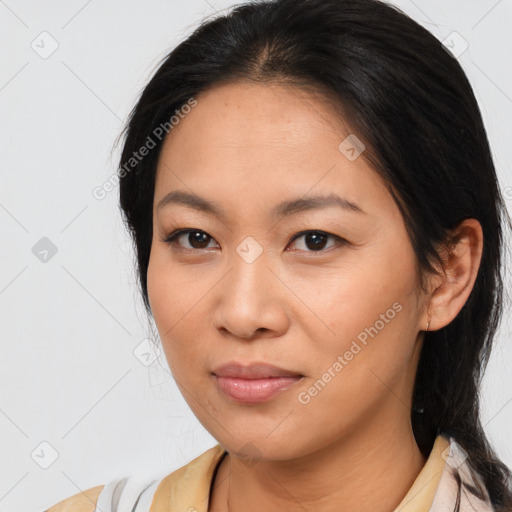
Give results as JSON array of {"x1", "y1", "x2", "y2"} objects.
[{"x1": 212, "y1": 362, "x2": 304, "y2": 404}]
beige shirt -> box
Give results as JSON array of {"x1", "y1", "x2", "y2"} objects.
[{"x1": 44, "y1": 434, "x2": 495, "y2": 512}]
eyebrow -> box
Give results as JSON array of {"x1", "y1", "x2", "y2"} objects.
[{"x1": 156, "y1": 189, "x2": 367, "y2": 220}]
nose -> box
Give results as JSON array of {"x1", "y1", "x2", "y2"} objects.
[{"x1": 212, "y1": 249, "x2": 290, "y2": 340}]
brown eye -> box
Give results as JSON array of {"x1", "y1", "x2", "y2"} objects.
[
  {"x1": 164, "y1": 229, "x2": 218, "y2": 250},
  {"x1": 287, "y1": 230, "x2": 345, "y2": 252},
  {"x1": 163, "y1": 228, "x2": 346, "y2": 253}
]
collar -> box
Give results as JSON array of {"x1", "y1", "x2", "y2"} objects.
[{"x1": 149, "y1": 435, "x2": 494, "y2": 512}]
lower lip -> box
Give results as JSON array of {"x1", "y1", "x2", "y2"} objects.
[{"x1": 213, "y1": 375, "x2": 303, "y2": 403}]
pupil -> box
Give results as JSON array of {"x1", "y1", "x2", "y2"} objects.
[
  {"x1": 186, "y1": 232, "x2": 328, "y2": 250},
  {"x1": 190, "y1": 231, "x2": 209, "y2": 249},
  {"x1": 306, "y1": 233, "x2": 327, "y2": 251}
]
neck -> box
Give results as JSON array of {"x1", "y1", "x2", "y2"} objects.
[{"x1": 211, "y1": 419, "x2": 428, "y2": 512}]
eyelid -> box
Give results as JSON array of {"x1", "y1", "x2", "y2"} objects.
[
  {"x1": 162, "y1": 228, "x2": 347, "y2": 253},
  {"x1": 163, "y1": 228, "x2": 220, "y2": 249},
  {"x1": 286, "y1": 230, "x2": 345, "y2": 252}
]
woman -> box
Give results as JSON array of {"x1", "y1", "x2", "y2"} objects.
[{"x1": 44, "y1": 0, "x2": 512, "y2": 510}]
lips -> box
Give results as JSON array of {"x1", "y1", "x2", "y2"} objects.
[
  {"x1": 211, "y1": 362, "x2": 304, "y2": 403},
  {"x1": 211, "y1": 362, "x2": 304, "y2": 379}
]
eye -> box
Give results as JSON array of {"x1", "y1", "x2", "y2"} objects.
[
  {"x1": 287, "y1": 230, "x2": 345, "y2": 253},
  {"x1": 163, "y1": 229, "x2": 219, "y2": 250},
  {"x1": 163, "y1": 228, "x2": 346, "y2": 253}
]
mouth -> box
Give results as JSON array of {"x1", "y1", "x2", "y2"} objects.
[
  {"x1": 211, "y1": 362, "x2": 305, "y2": 404},
  {"x1": 212, "y1": 362, "x2": 304, "y2": 379}
]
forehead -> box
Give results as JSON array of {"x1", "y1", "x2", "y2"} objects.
[
  {"x1": 154, "y1": 81, "x2": 397, "y2": 222},
  {"x1": 160, "y1": 81, "x2": 350, "y2": 156}
]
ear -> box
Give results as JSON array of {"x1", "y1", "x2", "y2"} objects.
[{"x1": 421, "y1": 218, "x2": 484, "y2": 332}]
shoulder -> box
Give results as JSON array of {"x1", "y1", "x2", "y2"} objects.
[
  {"x1": 150, "y1": 444, "x2": 227, "y2": 510},
  {"x1": 42, "y1": 445, "x2": 226, "y2": 512},
  {"x1": 44, "y1": 476, "x2": 161, "y2": 512},
  {"x1": 432, "y1": 435, "x2": 495, "y2": 512},
  {"x1": 44, "y1": 485, "x2": 104, "y2": 512}
]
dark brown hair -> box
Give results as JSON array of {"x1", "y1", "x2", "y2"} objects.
[{"x1": 116, "y1": 0, "x2": 512, "y2": 509}]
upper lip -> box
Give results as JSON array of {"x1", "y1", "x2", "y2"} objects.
[{"x1": 212, "y1": 362, "x2": 304, "y2": 379}]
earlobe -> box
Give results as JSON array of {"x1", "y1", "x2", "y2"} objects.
[{"x1": 422, "y1": 218, "x2": 484, "y2": 333}]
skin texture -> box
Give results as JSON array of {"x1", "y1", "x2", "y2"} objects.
[{"x1": 147, "y1": 82, "x2": 484, "y2": 512}]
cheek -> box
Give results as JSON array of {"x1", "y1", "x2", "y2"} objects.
[
  {"x1": 305, "y1": 246, "x2": 416, "y2": 331},
  {"x1": 302, "y1": 240, "x2": 420, "y2": 374},
  {"x1": 293, "y1": 268, "x2": 420, "y2": 435},
  {"x1": 147, "y1": 249, "x2": 218, "y2": 386},
  {"x1": 147, "y1": 251, "x2": 191, "y2": 369},
  {"x1": 147, "y1": 246, "x2": 198, "y2": 330}
]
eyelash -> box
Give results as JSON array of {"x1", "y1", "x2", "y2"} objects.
[{"x1": 162, "y1": 228, "x2": 347, "y2": 254}]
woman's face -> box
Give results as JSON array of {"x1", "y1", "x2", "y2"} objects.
[{"x1": 147, "y1": 82, "x2": 428, "y2": 460}]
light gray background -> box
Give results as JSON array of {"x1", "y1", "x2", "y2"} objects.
[{"x1": 1, "y1": 1, "x2": 511, "y2": 511}]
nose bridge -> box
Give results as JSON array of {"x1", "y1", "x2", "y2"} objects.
[
  {"x1": 214, "y1": 236, "x2": 288, "y2": 338},
  {"x1": 228, "y1": 236, "x2": 273, "y2": 306}
]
